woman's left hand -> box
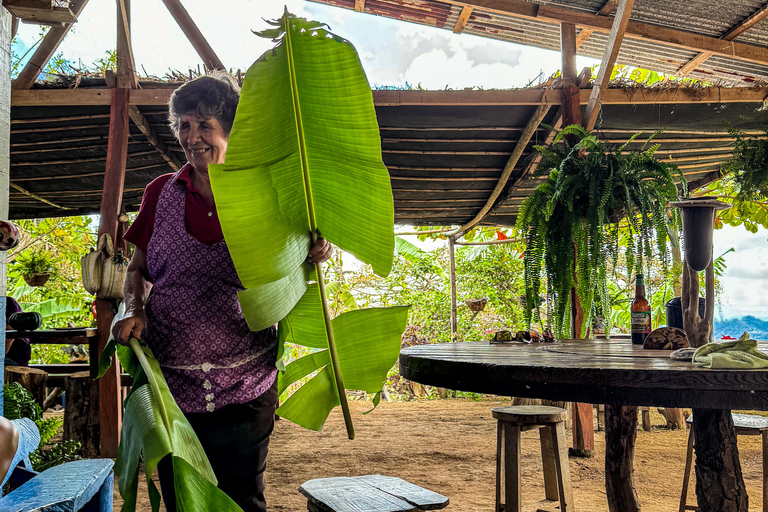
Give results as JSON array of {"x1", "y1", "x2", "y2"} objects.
[{"x1": 307, "y1": 237, "x2": 333, "y2": 265}]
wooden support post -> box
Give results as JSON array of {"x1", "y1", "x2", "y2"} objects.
[
  {"x1": 449, "y1": 236, "x2": 457, "y2": 341},
  {"x1": 96, "y1": 87, "x2": 129, "y2": 457},
  {"x1": 693, "y1": 409, "x2": 748, "y2": 512},
  {"x1": 605, "y1": 405, "x2": 641, "y2": 512},
  {"x1": 0, "y1": 8, "x2": 12, "y2": 416},
  {"x1": 561, "y1": 21, "x2": 595, "y2": 456}
]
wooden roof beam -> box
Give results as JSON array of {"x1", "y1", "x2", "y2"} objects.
[
  {"x1": 576, "y1": 0, "x2": 619, "y2": 49},
  {"x1": 128, "y1": 105, "x2": 182, "y2": 171},
  {"x1": 678, "y1": 2, "x2": 768, "y2": 76},
  {"x1": 454, "y1": 6, "x2": 473, "y2": 34},
  {"x1": 449, "y1": 0, "x2": 768, "y2": 67},
  {"x1": 584, "y1": 0, "x2": 636, "y2": 131},
  {"x1": 12, "y1": 0, "x2": 90, "y2": 90},
  {"x1": 117, "y1": 0, "x2": 138, "y2": 88},
  {"x1": 161, "y1": 0, "x2": 225, "y2": 71},
  {"x1": 448, "y1": 103, "x2": 551, "y2": 237}
]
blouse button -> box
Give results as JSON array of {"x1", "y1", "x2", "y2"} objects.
[{"x1": 208, "y1": 212, "x2": 212, "y2": 217}]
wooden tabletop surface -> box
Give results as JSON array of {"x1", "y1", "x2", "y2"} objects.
[{"x1": 399, "y1": 340, "x2": 768, "y2": 410}]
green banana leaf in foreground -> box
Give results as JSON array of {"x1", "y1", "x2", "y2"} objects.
[
  {"x1": 210, "y1": 10, "x2": 407, "y2": 433},
  {"x1": 99, "y1": 338, "x2": 242, "y2": 512},
  {"x1": 209, "y1": 10, "x2": 394, "y2": 332}
]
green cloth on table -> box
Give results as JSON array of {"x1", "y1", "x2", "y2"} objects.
[{"x1": 692, "y1": 339, "x2": 768, "y2": 369}]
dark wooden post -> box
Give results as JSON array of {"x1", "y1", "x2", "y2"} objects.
[
  {"x1": 96, "y1": 86, "x2": 129, "y2": 457},
  {"x1": 560, "y1": 21, "x2": 594, "y2": 457},
  {"x1": 604, "y1": 404, "x2": 641, "y2": 512}
]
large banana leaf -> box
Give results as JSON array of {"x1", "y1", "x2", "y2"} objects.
[
  {"x1": 209, "y1": 10, "x2": 405, "y2": 438},
  {"x1": 100, "y1": 337, "x2": 241, "y2": 512},
  {"x1": 209, "y1": 10, "x2": 394, "y2": 332}
]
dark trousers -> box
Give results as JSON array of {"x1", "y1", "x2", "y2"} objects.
[{"x1": 159, "y1": 380, "x2": 278, "y2": 512}]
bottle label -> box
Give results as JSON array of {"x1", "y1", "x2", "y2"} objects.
[{"x1": 631, "y1": 311, "x2": 651, "y2": 334}]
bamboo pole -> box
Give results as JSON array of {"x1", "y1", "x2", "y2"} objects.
[{"x1": 449, "y1": 237, "x2": 458, "y2": 341}]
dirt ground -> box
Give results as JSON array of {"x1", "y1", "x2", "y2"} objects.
[{"x1": 119, "y1": 398, "x2": 766, "y2": 511}]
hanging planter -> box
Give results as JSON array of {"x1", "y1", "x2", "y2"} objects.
[
  {"x1": 23, "y1": 272, "x2": 50, "y2": 287},
  {"x1": 2, "y1": 0, "x2": 77, "y2": 26},
  {"x1": 669, "y1": 197, "x2": 729, "y2": 272}
]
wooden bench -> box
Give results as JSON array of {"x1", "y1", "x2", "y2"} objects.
[
  {"x1": 0, "y1": 458, "x2": 114, "y2": 511},
  {"x1": 679, "y1": 412, "x2": 768, "y2": 512},
  {"x1": 299, "y1": 475, "x2": 449, "y2": 512}
]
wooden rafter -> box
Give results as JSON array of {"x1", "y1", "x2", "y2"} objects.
[
  {"x1": 128, "y1": 106, "x2": 182, "y2": 171},
  {"x1": 449, "y1": 104, "x2": 550, "y2": 236},
  {"x1": 14, "y1": 85, "x2": 768, "y2": 107},
  {"x1": 575, "y1": 0, "x2": 619, "y2": 49},
  {"x1": 454, "y1": 6, "x2": 473, "y2": 34},
  {"x1": 161, "y1": 0, "x2": 225, "y2": 71},
  {"x1": 117, "y1": 0, "x2": 138, "y2": 88},
  {"x1": 679, "y1": 2, "x2": 768, "y2": 76},
  {"x1": 9, "y1": 183, "x2": 70, "y2": 210},
  {"x1": 584, "y1": 0, "x2": 636, "y2": 131},
  {"x1": 355, "y1": 0, "x2": 365, "y2": 12},
  {"x1": 12, "y1": 0, "x2": 90, "y2": 90},
  {"x1": 448, "y1": 0, "x2": 768, "y2": 67}
]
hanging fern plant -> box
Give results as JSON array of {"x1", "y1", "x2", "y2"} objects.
[
  {"x1": 721, "y1": 122, "x2": 768, "y2": 207},
  {"x1": 516, "y1": 124, "x2": 686, "y2": 337}
]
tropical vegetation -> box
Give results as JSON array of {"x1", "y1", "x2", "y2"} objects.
[
  {"x1": 720, "y1": 122, "x2": 768, "y2": 209},
  {"x1": 515, "y1": 125, "x2": 686, "y2": 337}
]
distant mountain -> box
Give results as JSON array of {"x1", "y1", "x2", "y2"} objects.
[{"x1": 714, "y1": 316, "x2": 768, "y2": 340}]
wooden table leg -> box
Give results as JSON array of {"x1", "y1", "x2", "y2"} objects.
[
  {"x1": 679, "y1": 424, "x2": 695, "y2": 512},
  {"x1": 692, "y1": 409, "x2": 747, "y2": 512},
  {"x1": 504, "y1": 422, "x2": 522, "y2": 512},
  {"x1": 605, "y1": 405, "x2": 640, "y2": 512}
]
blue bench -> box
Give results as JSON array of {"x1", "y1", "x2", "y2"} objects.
[{"x1": 0, "y1": 458, "x2": 114, "y2": 512}]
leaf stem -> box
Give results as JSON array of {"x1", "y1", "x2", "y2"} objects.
[
  {"x1": 129, "y1": 337, "x2": 174, "y2": 449},
  {"x1": 313, "y1": 232, "x2": 355, "y2": 440}
]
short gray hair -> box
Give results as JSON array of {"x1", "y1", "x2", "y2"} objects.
[{"x1": 168, "y1": 71, "x2": 240, "y2": 137}]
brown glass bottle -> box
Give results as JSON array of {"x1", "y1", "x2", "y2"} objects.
[{"x1": 631, "y1": 273, "x2": 652, "y2": 344}]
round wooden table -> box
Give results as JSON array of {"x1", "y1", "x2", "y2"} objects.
[{"x1": 400, "y1": 339, "x2": 768, "y2": 512}]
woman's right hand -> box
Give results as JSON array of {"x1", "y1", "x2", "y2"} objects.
[{"x1": 112, "y1": 310, "x2": 146, "y2": 346}]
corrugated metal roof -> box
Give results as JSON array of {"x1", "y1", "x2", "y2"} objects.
[{"x1": 309, "y1": 0, "x2": 768, "y2": 84}]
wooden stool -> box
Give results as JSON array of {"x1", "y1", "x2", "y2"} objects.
[
  {"x1": 493, "y1": 405, "x2": 573, "y2": 512},
  {"x1": 679, "y1": 412, "x2": 768, "y2": 512},
  {"x1": 299, "y1": 475, "x2": 449, "y2": 511}
]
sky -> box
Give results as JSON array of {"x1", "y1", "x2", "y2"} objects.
[{"x1": 10, "y1": 0, "x2": 768, "y2": 320}]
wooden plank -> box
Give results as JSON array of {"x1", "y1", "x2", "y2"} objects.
[
  {"x1": 584, "y1": 0, "x2": 636, "y2": 132},
  {"x1": 12, "y1": 0, "x2": 89, "y2": 90},
  {"x1": 299, "y1": 475, "x2": 448, "y2": 512},
  {"x1": 160, "y1": 0, "x2": 224, "y2": 71},
  {"x1": 449, "y1": 0, "x2": 768, "y2": 67},
  {"x1": 0, "y1": 459, "x2": 114, "y2": 511},
  {"x1": 451, "y1": 103, "x2": 549, "y2": 237},
  {"x1": 128, "y1": 105, "x2": 181, "y2": 171},
  {"x1": 13, "y1": 85, "x2": 768, "y2": 107},
  {"x1": 453, "y1": 6, "x2": 473, "y2": 33},
  {"x1": 355, "y1": 0, "x2": 365, "y2": 12},
  {"x1": 576, "y1": 0, "x2": 619, "y2": 49},
  {"x1": 679, "y1": 2, "x2": 768, "y2": 76},
  {"x1": 116, "y1": 0, "x2": 138, "y2": 89}
]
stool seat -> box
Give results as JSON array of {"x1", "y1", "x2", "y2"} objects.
[
  {"x1": 492, "y1": 405, "x2": 568, "y2": 425},
  {"x1": 686, "y1": 412, "x2": 768, "y2": 431}
]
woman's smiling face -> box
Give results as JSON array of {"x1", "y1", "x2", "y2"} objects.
[{"x1": 178, "y1": 113, "x2": 229, "y2": 172}]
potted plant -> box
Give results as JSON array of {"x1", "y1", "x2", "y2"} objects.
[
  {"x1": 720, "y1": 122, "x2": 768, "y2": 206},
  {"x1": 516, "y1": 125, "x2": 685, "y2": 337},
  {"x1": 15, "y1": 248, "x2": 55, "y2": 287}
]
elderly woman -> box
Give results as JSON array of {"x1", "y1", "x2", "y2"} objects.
[{"x1": 114, "y1": 72, "x2": 331, "y2": 512}]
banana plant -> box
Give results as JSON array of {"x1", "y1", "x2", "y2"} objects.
[
  {"x1": 209, "y1": 10, "x2": 407, "y2": 439},
  {"x1": 99, "y1": 336, "x2": 241, "y2": 512}
]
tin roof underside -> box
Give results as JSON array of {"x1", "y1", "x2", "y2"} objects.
[
  {"x1": 309, "y1": 0, "x2": 768, "y2": 84},
  {"x1": 11, "y1": 85, "x2": 766, "y2": 225}
]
